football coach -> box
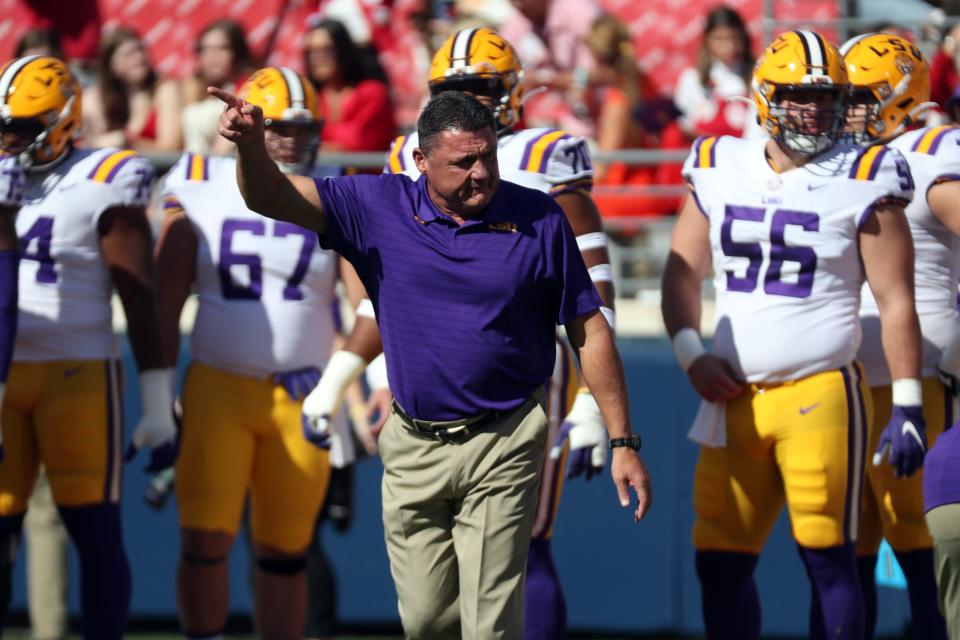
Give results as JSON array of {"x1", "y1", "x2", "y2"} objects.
[{"x1": 210, "y1": 86, "x2": 652, "y2": 639}]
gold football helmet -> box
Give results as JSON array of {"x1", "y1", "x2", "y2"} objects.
[
  {"x1": 429, "y1": 28, "x2": 524, "y2": 131},
  {"x1": 752, "y1": 30, "x2": 849, "y2": 155},
  {"x1": 840, "y1": 33, "x2": 930, "y2": 143},
  {"x1": 0, "y1": 56, "x2": 81, "y2": 168},
  {"x1": 240, "y1": 67, "x2": 321, "y2": 174}
]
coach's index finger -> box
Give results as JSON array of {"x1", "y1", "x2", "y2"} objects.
[{"x1": 207, "y1": 86, "x2": 241, "y2": 108}]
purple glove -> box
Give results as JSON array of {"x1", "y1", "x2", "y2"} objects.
[
  {"x1": 301, "y1": 413, "x2": 331, "y2": 449},
  {"x1": 274, "y1": 367, "x2": 322, "y2": 402},
  {"x1": 274, "y1": 368, "x2": 331, "y2": 449},
  {"x1": 873, "y1": 405, "x2": 926, "y2": 478}
]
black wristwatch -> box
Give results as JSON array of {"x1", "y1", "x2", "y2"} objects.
[{"x1": 609, "y1": 434, "x2": 642, "y2": 451}]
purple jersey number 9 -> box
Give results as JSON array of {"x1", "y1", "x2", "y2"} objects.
[
  {"x1": 219, "y1": 219, "x2": 315, "y2": 300},
  {"x1": 720, "y1": 205, "x2": 819, "y2": 299}
]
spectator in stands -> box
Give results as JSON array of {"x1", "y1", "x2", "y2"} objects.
[
  {"x1": 946, "y1": 86, "x2": 960, "y2": 123},
  {"x1": 672, "y1": 5, "x2": 754, "y2": 139},
  {"x1": 584, "y1": 14, "x2": 679, "y2": 218},
  {"x1": 932, "y1": 23, "x2": 960, "y2": 110},
  {"x1": 500, "y1": 0, "x2": 603, "y2": 136},
  {"x1": 15, "y1": 27, "x2": 65, "y2": 59},
  {"x1": 83, "y1": 27, "x2": 182, "y2": 152},
  {"x1": 182, "y1": 19, "x2": 257, "y2": 154},
  {"x1": 303, "y1": 18, "x2": 397, "y2": 152}
]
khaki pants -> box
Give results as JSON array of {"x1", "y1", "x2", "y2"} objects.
[
  {"x1": 379, "y1": 395, "x2": 548, "y2": 640},
  {"x1": 928, "y1": 503, "x2": 960, "y2": 639}
]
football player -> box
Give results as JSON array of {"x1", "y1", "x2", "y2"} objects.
[
  {"x1": 0, "y1": 56, "x2": 177, "y2": 639},
  {"x1": 300, "y1": 27, "x2": 613, "y2": 639},
  {"x1": 156, "y1": 67, "x2": 336, "y2": 640},
  {"x1": 842, "y1": 32, "x2": 952, "y2": 639},
  {"x1": 661, "y1": 31, "x2": 923, "y2": 639}
]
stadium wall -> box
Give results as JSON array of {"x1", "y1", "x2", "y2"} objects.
[{"x1": 9, "y1": 337, "x2": 914, "y2": 636}]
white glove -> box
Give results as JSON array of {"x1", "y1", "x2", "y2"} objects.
[
  {"x1": 550, "y1": 390, "x2": 608, "y2": 480},
  {"x1": 365, "y1": 353, "x2": 389, "y2": 391},
  {"x1": 302, "y1": 350, "x2": 366, "y2": 438},
  {"x1": 938, "y1": 328, "x2": 960, "y2": 396},
  {"x1": 127, "y1": 368, "x2": 178, "y2": 471},
  {"x1": 0, "y1": 157, "x2": 25, "y2": 208}
]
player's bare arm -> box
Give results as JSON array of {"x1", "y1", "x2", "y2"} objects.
[
  {"x1": 860, "y1": 202, "x2": 922, "y2": 382},
  {"x1": 339, "y1": 257, "x2": 384, "y2": 361},
  {"x1": 99, "y1": 205, "x2": 165, "y2": 371},
  {"x1": 0, "y1": 212, "x2": 18, "y2": 252},
  {"x1": 555, "y1": 190, "x2": 614, "y2": 306},
  {"x1": 927, "y1": 180, "x2": 960, "y2": 394},
  {"x1": 927, "y1": 181, "x2": 960, "y2": 236},
  {"x1": 662, "y1": 193, "x2": 743, "y2": 402},
  {"x1": 101, "y1": 204, "x2": 178, "y2": 468},
  {"x1": 154, "y1": 211, "x2": 198, "y2": 368},
  {"x1": 209, "y1": 86, "x2": 326, "y2": 232},
  {"x1": 566, "y1": 310, "x2": 652, "y2": 522}
]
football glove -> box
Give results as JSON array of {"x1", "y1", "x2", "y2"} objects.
[
  {"x1": 274, "y1": 367, "x2": 322, "y2": 402},
  {"x1": 550, "y1": 390, "x2": 608, "y2": 480},
  {"x1": 874, "y1": 380, "x2": 927, "y2": 478},
  {"x1": 126, "y1": 368, "x2": 178, "y2": 473},
  {"x1": 300, "y1": 351, "x2": 365, "y2": 445}
]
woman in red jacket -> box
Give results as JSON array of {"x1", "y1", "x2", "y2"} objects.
[{"x1": 303, "y1": 18, "x2": 397, "y2": 152}]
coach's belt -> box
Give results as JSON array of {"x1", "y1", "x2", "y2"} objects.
[{"x1": 392, "y1": 401, "x2": 507, "y2": 443}]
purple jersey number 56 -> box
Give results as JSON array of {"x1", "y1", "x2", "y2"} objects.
[{"x1": 720, "y1": 205, "x2": 819, "y2": 299}]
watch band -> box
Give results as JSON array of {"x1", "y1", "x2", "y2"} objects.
[{"x1": 609, "y1": 434, "x2": 642, "y2": 450}]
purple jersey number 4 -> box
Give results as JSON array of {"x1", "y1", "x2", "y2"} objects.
[
  {"x1": 219, "y1": 219, "x2": 315, "y2": 301},
  {"x1": 720, "y1": 205, "x2": 819, "y2": 299},
  {"x1": 20, "y1": 216, "x2": 57, "y2": 284}
]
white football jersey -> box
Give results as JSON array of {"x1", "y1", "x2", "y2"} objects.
[
  {"x1": 384, "y1": 126, "x2": 594, "y2": 194},
  {"x1": 163, "y1": 153, "x2": 338, "y2": 379},
  {"x1": 684, "y1": 135, "x2": 914, "y2": 383},
  {"x1": 15, "y1": 147, "x2": 155, "y2": 361},
  {"x1": 859, "y1": 125, "x2": 960, "y2": 386}
]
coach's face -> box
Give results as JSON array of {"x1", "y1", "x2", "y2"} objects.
[{"x1": 415, "y1": 126, "x2": 500, "y2": 219}]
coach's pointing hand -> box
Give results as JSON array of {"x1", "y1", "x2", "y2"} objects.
[
  {"x1": 612, "y1": 448, "x2": 652, "y2": 522},
  {"x1": 208, "y1": 86, "x2": 263, "y2": 145}
]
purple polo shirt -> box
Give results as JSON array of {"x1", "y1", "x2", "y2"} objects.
[
  {"x1": 314, "y1": 173, "x2": 602, "y2": 421},
  {"x1": 924, "y1": 422, "x2": 960, "y2": 511}
]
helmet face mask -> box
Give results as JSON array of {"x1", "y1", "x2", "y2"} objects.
[
  {"x1": 240, "y1": 67, "x2": 321, "y2": 175},
  {"x1": 842, "y1": 87, "x2": 880, "y2": 145},
  {"x1": 428, "y1": 28, "x2": 524, "y2": 132},
  {"x1": 767, "y1": 85, "x2": 847, "y2": 155},
  {"x1": 840, "y1": 33, "x2": 930, "y2": 144},
  {"x1": 264, "y1": 121, "x2": 321, "y2": 175},
  {"x1": 752, "y1": 31, "x2": 850, "y2": 157},
  {"x1": 0, "y1": 56, "x2": 81, "y2": 169}
]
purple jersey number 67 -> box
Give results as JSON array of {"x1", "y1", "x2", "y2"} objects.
[{"x1": 219, "y1": 219, "x2": 315, "y2": 300}]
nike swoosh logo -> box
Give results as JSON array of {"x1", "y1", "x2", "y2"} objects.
[
  {"x1": 807, "y1": 183, "x2": 827, "y2": 191},
  {"x1": 799, "y1": 403, "x2": 820, "y2": 415},
  {"x1": 901, "y1": 420, "x2": 925, "y2": 449},
  {"x1": 63, "y1": 365, "x2": 83, "y2": 378}
]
